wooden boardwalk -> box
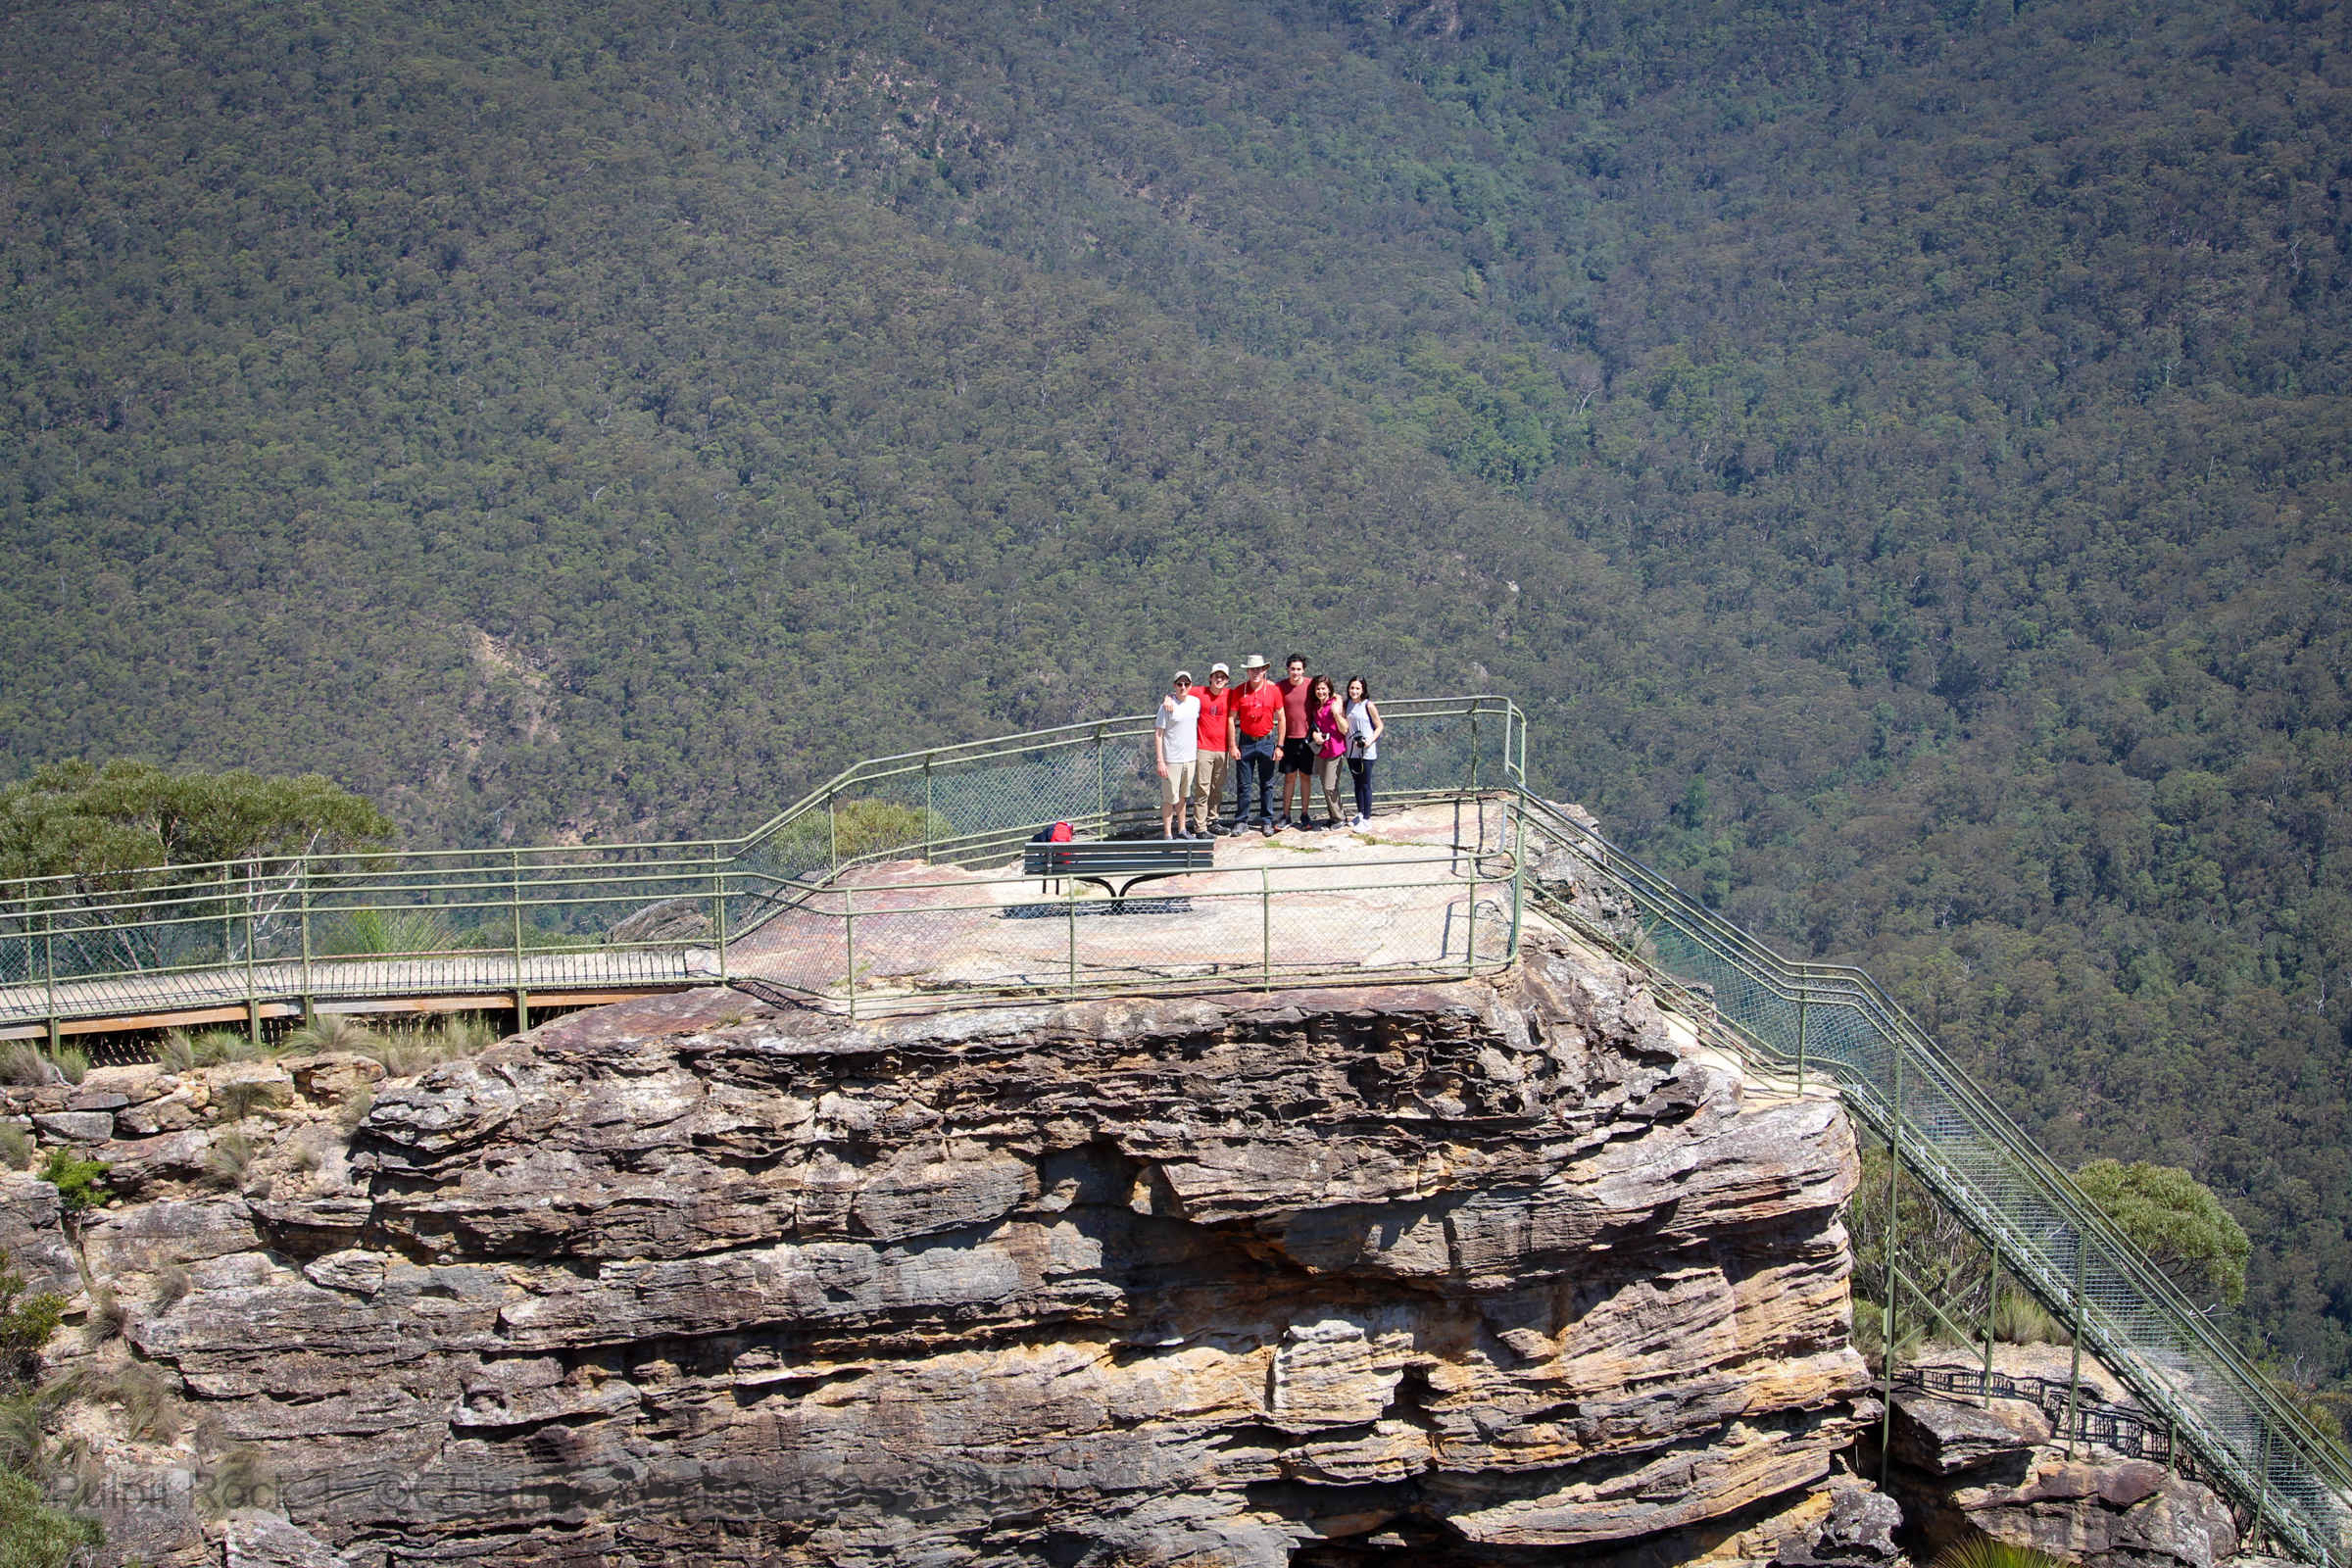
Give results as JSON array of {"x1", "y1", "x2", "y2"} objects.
[{"x1": 0, "y1": 946, "x2": 718, "y2": 1040}]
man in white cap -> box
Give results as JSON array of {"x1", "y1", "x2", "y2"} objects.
[
  {"x1": 1228, "y1": 654, "x2": 1286, "y2": 834},
  {"x1": 1186, "y1": 663, "x2": 1237, "y2": 836},
  {"x1": 1155, "y1": 669, "x2": 1202, "y2": 839}
]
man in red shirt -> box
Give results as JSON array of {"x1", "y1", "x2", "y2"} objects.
[
  {"x1": 1228, "y1": 654, "x2": 1286, "y2": 834},
  {"x1": 1188, "y1": 663, "x2": 1238, "y2": 835},
  {"x1": 1275, "y1": 653, "x2": 1316, "y2": 829}
]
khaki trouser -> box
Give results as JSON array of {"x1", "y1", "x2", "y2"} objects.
[
  {"x1": 1159, "y1": 758, "x2": 1200, "y2": 811},
  {"x1": 1192, "y1": 750, "x2": 1232, "y2": 827},
  {"x1": 1313, "y1": 754, "x2": 1346, "y2": 819}
]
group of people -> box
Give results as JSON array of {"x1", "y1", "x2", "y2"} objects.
[{"x1": 1153, "y1": 654, "x2": 1385, "y2": 838}]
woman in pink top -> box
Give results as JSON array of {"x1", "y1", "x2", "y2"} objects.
[{"x1": 1304, "y1": 675, "x2": 1349, "y2": 829}]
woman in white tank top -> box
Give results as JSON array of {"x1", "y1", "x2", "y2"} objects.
[{"x1": 1343, "y1": 677, "x2": 1383, "y2": 827}]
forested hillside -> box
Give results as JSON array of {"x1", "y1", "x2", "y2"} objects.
[{"x1": 4, "y1": 0, "x2": 2348, "y2": 1386}]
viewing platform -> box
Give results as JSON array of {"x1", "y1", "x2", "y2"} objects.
[{"x1": 0, "y1": 697, "x2": 1531, "y2": 1042}]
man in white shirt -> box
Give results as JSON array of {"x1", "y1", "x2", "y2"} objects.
[{"x1": 1155, "y1": 669, "x2": 1203, "y2": 839}]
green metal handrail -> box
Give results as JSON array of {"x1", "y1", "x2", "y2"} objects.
[
  {"x1": 0, "y1": 697, "x2": 1527, "y2": 1038},
  {"x1": 1517, "y1": 795, "x2": 2351, "y2": 1568}
]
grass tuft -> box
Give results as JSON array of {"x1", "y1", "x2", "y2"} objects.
[
  {"x1": 155, "y1": 1028, "x2": 196, "y2": 1072},
  {"x1": 81, "y1": 1285, "x2": 127, "y2": 1346},
  {"x1": 1931, "y1": 1537, "x2": 2072, "y2": 1568},
  {"x1": 213, "y1": 1078, "x2": 273, "y2": 1122},
  {"x1": 148, "y1": 1265, "x2": 190, "y2": 1315},
  {"x1": 360, "y1": 1012, "x2": 502, "y2": 1077},
  {"x1": 1849, "y1": 1296, "x2": 1929, "y2": 1371},
  {"x1": 281, "y1": 1013, "x2": 377, "y2": 1054},
  {"x1": 1990, "y1": 1288, "x2": 2073, "y2": 1348},
  {"x1": 195, "y1": 1444, "x2": 276, "y2": 1517},
  {"x1": 43, "y1": 1360, "x2": 182, "y2": 1446},
  {"x1": 0, "y1": 1044, "x2": 52, "y2": 1087},
  {"x1": 202, "y1": 1129, "x2": 254, "y2": 1192},
  {"x1": 189, "y1": 1028, "x2": 270, "y2": 1067}
]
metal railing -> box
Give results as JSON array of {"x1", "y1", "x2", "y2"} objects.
[
  {"x1": 1899, "y1": 1363, "x2": 2214, "y2": 1479},
  {"x1": 1517, "y1": 796, "x2": 2352, "y2": 1567},
  {"x1": 0, "y1": 697, "x2": 1527, "y2": 1037}
]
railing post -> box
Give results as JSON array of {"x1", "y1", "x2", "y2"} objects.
[
  {"x1": 1880, "y1": 1038, "x2": 1904, "y2": 1486},
  {"x1": 2062, "y1": 1237, "x2": 2087, "y2": 1458},
  {"x1": 1095, "y1": 725, "x2": 1108, "y2": 830},
  {"x1": 923, "y1": 758, "x2": 935, "y2": 865},
  {"x1": 1794, "y1": 984, "x2": 1808, "y2": 1091},
  {"x1": 1469, "y1": 704, "x2": 1481, "y2": 791},
  {"x1": 245, "y1": 865, "x2": 260, "y2": 1049},
  {"x1": 1067, "y1": 880, "x2": 1079, "y2": 995},
  {"x1": 828, "y1": 793, "x2": 840, "y2": 874},
  {"x1": 1982, "y1": 1236, "x2": 2001, "y2": 1404},
  {"x1": 509, "y1": 850, "x2": 525, "y2": 964},
  {"x1": 16, "y1": 880, "x2": 30, "y2": 997},
  {"x1": 1465, "y1": 861, "x2": 1479, "y2": 978},
  {"x1": 1260, "y1": 869, "x2": 1272, "y2": 991},
  {"x1": 842, "y1": 885, "x2": 857, "y2": 1021},
  {"x1": 2249, "y1": 1419, "x2": 2271, "y2": 1552},
  {"x1": 711, "y1": 843, "x2": 729, "y2": 984},
  {"x1": 41, "y1": 907, "x2": 58, "y2": 1053},
  {"x1": 1508, "y1": 794, "x2": 1526, "y2": 961},
  {"x1": 298, "y1": 866, "x2": 315, "y2": 1021}
]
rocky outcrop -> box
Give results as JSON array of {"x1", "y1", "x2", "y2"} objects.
[
  {"x1": 1887, "y1": 1387, "x2": 2051, "y2": 1476},
  {"x1": 1883, "y1": 1388, "x2": 2239, "y2": 1568},
  {"x1": 14, "y1": 930, "x2": 1880, "y2": 1565},
  {"x1": 1950, "y1": 1457, "x2": 2238, "y2": 1568}
]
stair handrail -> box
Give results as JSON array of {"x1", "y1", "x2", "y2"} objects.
[{"x1": 1518, "y1": 793, "x2": 2351, "y2": 1567}]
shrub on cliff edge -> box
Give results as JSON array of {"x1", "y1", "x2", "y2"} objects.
[{"x1": 0, "y1": 1468, "x2": 101, "y2": 1566}]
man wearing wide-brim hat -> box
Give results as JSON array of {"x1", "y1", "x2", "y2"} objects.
[{"x1": 1228, "y1": 654, "x2": 1286, "y2": 835}]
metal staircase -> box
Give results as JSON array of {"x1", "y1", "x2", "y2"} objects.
[{"x1": 1514, "y1": 794, "x2": 2352, "y2": 1568}]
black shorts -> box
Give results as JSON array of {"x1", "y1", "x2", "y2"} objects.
[{"x1": 1279, "y1": 738, "x2": 1315, "y2": 774}]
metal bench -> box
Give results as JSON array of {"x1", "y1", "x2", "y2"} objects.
[{"x1": 1022, "y1": 838, "x2": 1214, "y2": 907}]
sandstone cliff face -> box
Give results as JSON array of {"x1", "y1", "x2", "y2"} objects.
[{"x1": 21, "y1": 933, "x2": 1874, "y2": 1566}]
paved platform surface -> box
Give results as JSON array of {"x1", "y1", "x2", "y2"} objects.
[{"x1": 730, "y1": 800, "x2": 1521, "y2": 1004}]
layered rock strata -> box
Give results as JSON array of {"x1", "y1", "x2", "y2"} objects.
[
  {"x1": 17, "y1": 930, "x2": 1875, "y2": 1565},
  {"x1": 1883, "y1": 1387, "x2": 2241, "y2": 1568}
]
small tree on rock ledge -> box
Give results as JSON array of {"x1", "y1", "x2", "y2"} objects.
[{"x1": 2075, "y1": 1157, "x2": 2251, "y2": 1312}]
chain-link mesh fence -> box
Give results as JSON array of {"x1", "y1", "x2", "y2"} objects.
[
  {"x1": 1517, "y1": 798, "x2": 2352, "y2": 1568},
  {"x1": 0, "y1": 846, "x2": 730, "y2": 1032},
  {"x1": 720, "y1": 696, "x2": 1522, "y2": 938},
  {"x1": 0, "y1": 698, "x2": 1524, "y2": 1037}
]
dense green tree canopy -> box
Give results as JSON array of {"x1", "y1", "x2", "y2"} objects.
[
  {"x1": 2, "y1": 0, "x2": 2348, "y2": 1383},
  {"x1": 2077, "y1": 1157, "x2": 2254, "y2": 1310},
  {"x1": 0, "y1": 762, "x2": 391, "y2": 886}
]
